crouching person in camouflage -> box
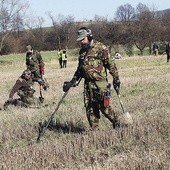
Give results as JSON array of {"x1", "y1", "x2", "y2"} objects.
[
  {"x1": 3, "y1": 69, "x2": 43, "y2": 110},
  {"x1": 63, "y1": 27, "x2": 121, "y2": 130}
]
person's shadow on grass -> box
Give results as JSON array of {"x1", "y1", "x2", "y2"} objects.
[{"x1": 38, "y1": 118, "x2": 86, "y2": 134}]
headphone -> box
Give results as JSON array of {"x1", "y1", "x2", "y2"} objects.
[{"x1": 79, "y1": 27, "x2": 93, "y2": 41}]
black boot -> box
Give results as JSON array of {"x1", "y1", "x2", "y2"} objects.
[
  {"x1": 112, "y1": 120, "x2": 121, "y2": 129},
  {"x1": 3, "y1": 101, "x2": 10, "y2": 110}
]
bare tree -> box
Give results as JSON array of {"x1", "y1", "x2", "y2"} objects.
[
  {"x1": 59, "y1": 15, "x2": 75, "y2": 49},
  {"x1": 93, "y1": 14, "x2": 108, "y2": 22},
  {"x1": 0, "y1": 0, "x2": 28, "y2": 54},
  {"x1": 161, "y1": 9, "x2": 170, "y2": 41},
  {"x1": 24, "y1": 16, "x2": 46, "y2": 50},
  {"x1": 12, "y1": 12, "x2": 24, "y2": 38},
  {"x1": 47, "y1": 12, "x2": 62, "y2": 49},
  {"x1": 133, "y1": 3, "x2": 158, "y2": 55},
  {"x1": 116, "y1": 3, "x2": 135, "y2": 22},
  {"x1": 47, "y1": 12, "x2": 75, "y2": 49},
  {"x1": 135, "y1": 3, "x2": 149, "y2": 18},
  {"x1": 90, "y1": 16, "x2": 108, "y2": 43}
]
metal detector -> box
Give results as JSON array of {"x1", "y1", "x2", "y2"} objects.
[
  {"x1": 36, "y1": 91, "x2": 69, "y2": 143},
  {"x1": 115, "y1": 86, "x2": 133, "y2": 125}
]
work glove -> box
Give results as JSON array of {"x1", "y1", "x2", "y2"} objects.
[
  {"x1": 113, "y1": 77, "x2": 121, "y2": 94},
  {"x1": 3, "y1": 98, "x2": 13, "y2": 110},
  {"x1": 7, "y1": 98, "x2": 13, "y2": 103},
  {"x1": 63, "y1": 77, "x2": 77, "y2": 92},
  {"x1": 40, "y1": 67, "x2": 44, "y2": 75}
]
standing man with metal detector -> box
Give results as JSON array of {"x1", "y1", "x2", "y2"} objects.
[{"x1": 63, "y1": 27, "x2": 126, "y2": 130}]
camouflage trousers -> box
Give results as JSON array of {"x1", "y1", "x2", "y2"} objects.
[
  {"x1": 31, "y1": 70, "x2": 49, "y2": 90},
  {"x1": 3, "y1": 97, "x2": 42, "y2": 110},
  {"x1": 31, "y1": 69, "x2": 42, "y2": 82},
  {"x1": 84, "y1": 83, "x2": 117, "y2": 129}
]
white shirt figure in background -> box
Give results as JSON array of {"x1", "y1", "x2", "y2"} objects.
[{"x1": 115, "y1": 52, "x2": 122, "y2": 59}]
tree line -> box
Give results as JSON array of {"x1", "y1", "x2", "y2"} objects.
[{"x1": 0, "y1": 0, "x2": 170, "y2": 55}]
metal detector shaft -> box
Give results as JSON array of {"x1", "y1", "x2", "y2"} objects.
[
  {"x1": 39, "y1": 85, "x2": 44, "y2": 103},
  {"x1": 115, "y1": 87, "x2": 133, "y2": 124},
  {"x1": 118, "y1": 94, "x2": 125, "y2": 113},
  {"x1": 36, "y1": 91, "x2": 69, "y2": 143},
  {"x1": 115, "y1": 87, "x2": 126, "y2": 114}
]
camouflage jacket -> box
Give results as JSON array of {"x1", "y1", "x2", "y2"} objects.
[
  {"x1": 9, "y1": 76, "x2": 35, "y2": 99},
  {"x1": 26, "y1": 50, "x2": 44, "y2": 72},
  {"x1": 74, "y1": 40, "x2": 119, "y2": 89}
]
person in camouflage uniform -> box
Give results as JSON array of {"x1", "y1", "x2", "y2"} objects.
[
  {"x1": 25, "y1": 45, "x2": 49, "y2": 91},
  {"x1": 26, "y1": 45, "x2": 45, "y2": 82},
  {"x1": 63, "y1": 27, "x2": 121, "y2": 130},
  {"x1": 3, "y1": 69, "x2": 42, "y2": 110}
]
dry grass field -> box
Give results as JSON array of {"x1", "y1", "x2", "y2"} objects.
[{"x1": 0, "y1": 52, "x2": 170, "y2": 170}]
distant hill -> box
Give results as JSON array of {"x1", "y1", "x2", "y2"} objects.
[{"x1": 156, "y1": 8, "x2": 170, "y2": 17}]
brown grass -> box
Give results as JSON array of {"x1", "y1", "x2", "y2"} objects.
[{"x1": 0, "y1": 53, "x2": 170, "y2": 170}]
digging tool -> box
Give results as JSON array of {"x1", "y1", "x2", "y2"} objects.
[
  {"x1": 39, "y1": 84, "x2": 44, "y2": 103},
  {"x1": 41, "y1": 75, "x2": 49, "y2": 90},
  {"x1": 115, "y1": 86, "x2": 133, "y2": 125}
]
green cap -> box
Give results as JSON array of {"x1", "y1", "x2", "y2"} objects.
[
  {"x1": 26, "y1": 45, "x2": 32, "y2": 52},
  {"x1": 77, "y1": 29, "x2": 88, "y2": 41}
]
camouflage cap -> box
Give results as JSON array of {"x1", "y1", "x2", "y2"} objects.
[
  {"x1": 26, "y1": 45, "x2": 32, "y2": 52},
  {"x1": 77, "y1": 29, "x2": 88, "y2": 41}
]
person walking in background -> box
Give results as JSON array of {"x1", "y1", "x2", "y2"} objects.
[
  {"x1": 57, "y1": 48, "x2": 63, "y2": 68},
  {"x1": 152, "y1": 42, "x2": 159, "y2": 56},
  {"x1": 165, "y1": 41, "x2": 170, "y2": 63},
  {"x1": 62, "y1": 49, "x2": 67, "y2": 68},
  {"x1": 63, "y1": 27, "x2": 121, "y2": 130}
]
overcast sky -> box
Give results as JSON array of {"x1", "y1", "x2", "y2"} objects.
[{"x1": 26, "y1": 0, "x2": 170, "y2": 26}]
